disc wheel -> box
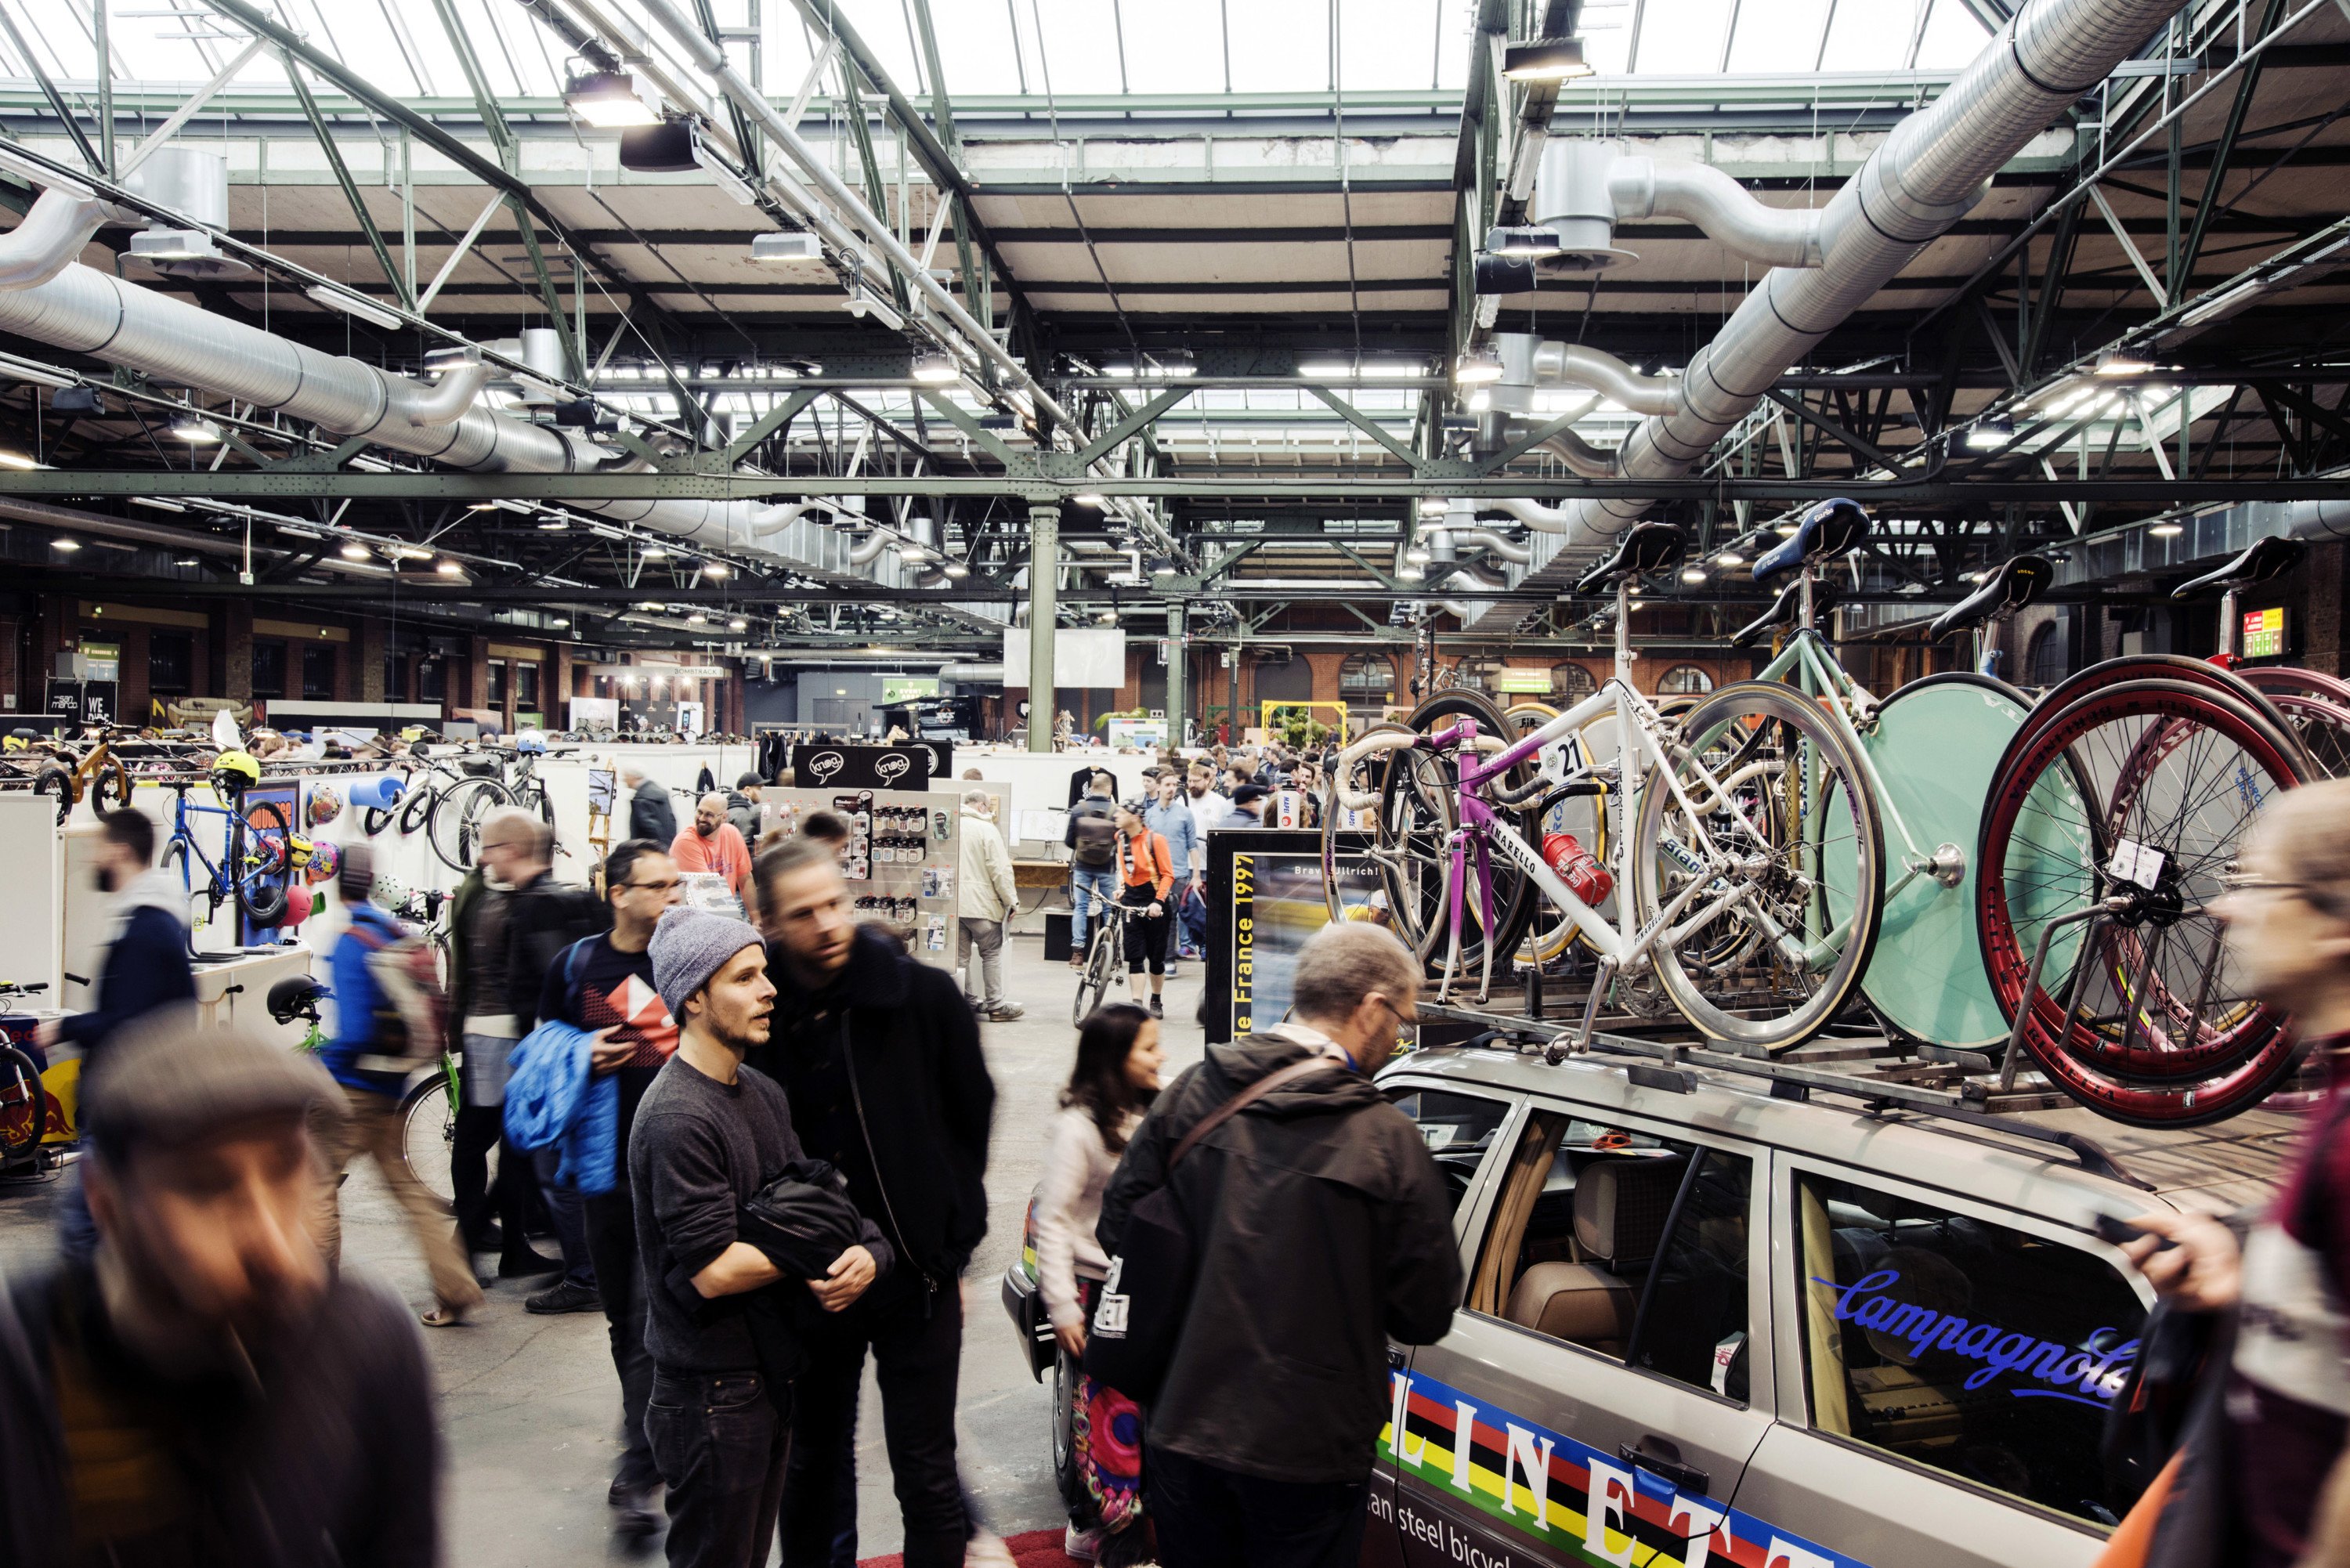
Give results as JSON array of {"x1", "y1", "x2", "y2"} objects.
[
  {"x1": 1632, "y1": 680, "x2": 1884, "y2": 1053},
  {"x1": 398, "y1": 781, "x2": 437, "y2": 836},
  {"x1": 1976, "y1": 677, "x2": 2308, "y2": 1125},
  {"x1": 360, "y1": 804, "x2": 396, "y2": 836},
  {"x1": 428, "y1": 777, "x2": 512, "y2": 872},
  {"x1": 234, "y1": 800, "x2": 294, "y2": 927}
]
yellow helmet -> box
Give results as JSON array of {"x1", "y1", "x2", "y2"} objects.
[{"x1": 211, "y1": 749, "x2": 262, "y2": 796}]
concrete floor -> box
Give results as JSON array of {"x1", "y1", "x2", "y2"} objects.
[{"x1": 0, "y1": 932, "x2": 1209, "y2": 1566}]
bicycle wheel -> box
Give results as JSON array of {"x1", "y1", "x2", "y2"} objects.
[
  {"x1": 1977, "y1": 678, "x2": 2308, "y2": 1124},
  {"x1": 0, "y1": 1042, "x2": 46, "y2": 1162},
  {"x1": 360, "y1": 804, "x2": 396, "y2": 836},
  {"x1": 2019, "y1": 656, "x2": 2318, "y2": 771},
  {"x1": 428, "y1": 778, "x2": 512, "y2": 872},
  {"x1": 2248, "y1": 687, "x2": 2350, "y2": 778},
  {"x1": 399, "y1": 1069, "x2": 459, "y2": 1210},
  {"x1": 31, "y1": 765, "x2": 71, "y2": 826},
  {"x1": 1632, "y1": 681, "x2": 1884, "y2": 1053},
  {"x1": 1383, "y1": 692, "x2": 1542, "y2": 982},
  {"x1": 1824, "y1": 672, "x2": 2029, "y2": 1050},
  {"x1": 88, "y1": 758, "x2": 132, "y2": 815},
  {"x1": 398, "y1": 782, "x2": 437, "y2": 836},
  {"x1": 234, "y1": 801, "x2": 294, "y2": 927}
]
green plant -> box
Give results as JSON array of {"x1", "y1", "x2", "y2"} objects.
[{"x1": 1091, "y1": 705, "x2": 1148, "y2": 732}]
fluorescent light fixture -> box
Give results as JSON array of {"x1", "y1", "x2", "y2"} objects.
[
  {"x1": 2150, "y1": 521, "x2": 2184, "y2": 538},
  {"x1": 728, "y1": 617, "x2": 749, "y2": 631},
  {"x1": 392, "y1": 544, "x2": 433, "y2": 561},
  {"x1": 1775, "y1": 522, "x2": 1799, "y2": 537},
  {"x1": 1396, "y1": 562, "x2": 1423, "y2": 580},
  {"x1": 1502, "y1": 36, "x2": 1592, "y2": 81},
  {"x1": 1097, "y1": 609, "x2": 1118, "y2": 624},
  {"x1": 1486, "y1": 225, "x2": 1564, "y2": 258},
  {"x1": 1074, "y1": 494, "x2": 1108, "y2": 508},
  {"x1": 2095, "y1": 348, "x2": 2155, "y2": 377},
  {"x1": 943, "y1": 562, "x2": 971, "y2": 578},
  {"x1": 1455, "y1": 350, "x2": 1503, "y2": 385},
  {"x1": 436, "y1": 559, "x2": 463, "y2": 576},
  {"x1": 1965, "y1": 416, "x2": 2015, "y2": 450},
  {"x1": 339, "y1": 543, "x2": 370, "y2": 560},
  {"x1": 690, "y1": 131, "x2": 759, "y2": 204},
  {"x1": 640, "y1": 544, "x2": 668, "y2": 558},
  {"x1": 1148, "y1": 559, "x2": 1175, "y2": 576},
  {"x1": 168, "y1": 413, "x2": 221, "y2": 444},
  {"x1": 564, "y1": 67, "x2": 662, "y2": 128},
  {"x1": 703, "y1": 562, "x2": 728, "y2": 578},
  {"x1": 1297, "y1": 359, "x2": 1358, "y2": 380},
  {"x1": 1466, "y1": 389, "x2": 1492, "y2": 412},
  {"x1": 550, "y1": 617, "x2": 570, "y2": 628},
  {"x1": 1417, "y1": 498, "x2": 1450, "y2": 516},
  {"x1": 174, "y1": 557, "x2": 199, "y2": 566},
  {"x1": 51, "y1": 537, "x2": 79, "y2": 551},
  {"x1": 537, "y1": 519, "x2": 570, "y2": 531},
  {"x1": 1405, "y1": 545, "x2": 1431, "y2": 564},
  {"x1": 1679, "y1": 566, "x2": 1707, "y2": 584},
  {"x1": 909, "y1": 351, "x2": 959, "y2": 384},
  {"x1": 0, "y1": 449, "x2": 41, "y2": 469},
  {"x1": 1715, "y1": 550, "x2": 1744, "y2": 567},
  {"x1": 467, "y1": 501, "x2": 500, "y2": 511},
  {"x1": 750, "y1": 231, "x2": 824, "y2": 266},
  {"x1": 685, "y1": 612, "x2": 707, "y2": 625},
  {"x1": 130, "y1": 496, "x2": 188, "y2": 511},
  {"x1": 305, "y1": 283, "x2": 404, "y2": 331}
]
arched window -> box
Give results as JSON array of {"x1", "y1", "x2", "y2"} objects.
[
  {"x1": 1550, "y1": 662, "x2": 1597, "y2": 704},
  {"x1": 1340, "y1": 652, "x2": 1397, "y2": 706},
  {"x1": 2026, "y1": 623, "x2": 2067, "y2": 686},
  {"x1": 1658, "y1": 664, "x2": 1715, "y2": 695}
]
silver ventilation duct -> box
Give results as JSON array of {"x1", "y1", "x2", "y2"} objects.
[
  {"x1": 1535, "y1": 142, "x2": 1829, "y2": 272},
  {"x1": 122, "y1": 147, "x2": 248, "y2": 280},
  {"x1": 0, "y1": 186, "x2": 879, "y2": 583},
  {"x1": 1485, "y1": 0, "x2": 2194, "y2": 617},
  {"x1": 1451, "y1": 526, "x2": 1533, "y2": 565}
]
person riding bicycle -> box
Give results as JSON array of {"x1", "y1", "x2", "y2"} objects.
[
  {"x1": 1065, "y1": 774, "x2": 1121, "y2": 970},
  {"x1": 1112, "y1": 800, "x2": 1175, "y2": 1019}
]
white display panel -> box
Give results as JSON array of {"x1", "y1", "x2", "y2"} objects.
[{"x1": 1000, "y1": 628, "x2": 1127, "y2": 689}]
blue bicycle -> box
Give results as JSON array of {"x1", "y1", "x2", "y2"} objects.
[{"x1": 160, "y1": 755, "x2": 294, "y2": 938}]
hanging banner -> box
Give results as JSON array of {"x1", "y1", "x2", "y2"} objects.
[{"x1": 792, "y1": 742, "x2": 936, "y2": 790}]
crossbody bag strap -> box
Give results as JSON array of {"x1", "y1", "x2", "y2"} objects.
[{"x1": 1169, "y1": 1057, "x2": 1336, "y2": 1167}]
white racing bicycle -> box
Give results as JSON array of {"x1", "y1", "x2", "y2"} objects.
[{"x1": 1321, "y1": 522, "x2": 1884, "y2": 1056}]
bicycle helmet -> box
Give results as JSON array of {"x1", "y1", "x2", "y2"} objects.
[
  {"x1": 266, "y1": 973, "x2": 324, "y2": 1024},
  {"x1": 307, "y1": 782, "x2": 343, "y2": 826},
  {"x1": 515, "y1": 728, "x2": 546, "y2": 754},
  {"x1": 211, "y1": 748, "x2": 261, "y2": 797},
  {"x1": 304, "y1": 839, "x2": 341, "y2": 885},
  {"x1": 281, "y1": 883, "x2": 315, "y2": 927}
]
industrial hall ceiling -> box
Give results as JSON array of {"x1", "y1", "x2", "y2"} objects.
[{"x1": 0, "y1": 0, "x2": 2340, "y2": 653}]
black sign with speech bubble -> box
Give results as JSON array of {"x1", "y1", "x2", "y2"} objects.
[{"x1": 792, "y1": 743, "x2": 935, "y2": 790}]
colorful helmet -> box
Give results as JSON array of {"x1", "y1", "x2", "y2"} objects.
[
  {"x1": 305, "y1": 839, "x2": 341, "y2": 885},
  {"x1": 515, "y1": 728, "x2": 546, "y2": 754},
  {"x1": 211, "y1": 749, "x2": 261, "y2": 796},
  {"x1": 307, "y1": 783, "x2": 343, "y2": 826},
  {"x1": 282, "y1": 883, "x2": 315, "y2": 926}
]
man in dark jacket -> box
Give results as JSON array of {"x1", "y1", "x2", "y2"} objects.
[
  {"x1": 625, "y1": 764, "x2": 678, "y2": 844},
  {"x1": 1097, "y1": 920, "x2": 1461, "y2": 1568},
  {"x1": 42, "y1": 807, "x2": 197, "y2": 1261},
  {"x1": 0, "y1": 1015, "x2": 439, "y2": 1568},
  {"x1": 750, "y1": 836, "x2": 996, "y2": 1568}
]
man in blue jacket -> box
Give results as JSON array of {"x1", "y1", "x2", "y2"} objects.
[{"x1": 42, "y1": 808, "x2": 196, "y2": 1260}]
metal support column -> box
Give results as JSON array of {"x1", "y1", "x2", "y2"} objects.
[
  {"x1": 1027, "y1": 501, "x2": 1058, "y2": 753},
  {"x1": 1166, "y1": 600, "x2": 1185, "y2": 745}
]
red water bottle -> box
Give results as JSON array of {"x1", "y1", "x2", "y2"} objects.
[{"x1": 1542, "y1": 831, "x2": 1613, "y2": 906}]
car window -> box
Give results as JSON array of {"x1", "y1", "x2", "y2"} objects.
[
  {"x1": 1384, "y1": 1087, "x2": 1512, "y2": 1218},
  {"x1": 1794, "y1": 1172, "x2": 2146, "y2": 1527},
  {"x1": 1466, "y1": 1106, "x2": 1754, "y2": 1403}
]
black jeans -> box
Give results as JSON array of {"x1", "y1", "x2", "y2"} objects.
[
  {"x1": 1145, "y1": 1443, "x2": 1368, "y2": 1568},
  {"x1": 451, "y1": 1104, "x2": 536, "y2": 1263},
  {"x1": 645, "y1": 1367, "x2": 790, "y2": 1568},
  {"x1": 779, "y1": 1278, "x2": 966, "y2": 1568},
  {"x1": 584, "y1": 1183, "x2": 656, "y2": 1496}
]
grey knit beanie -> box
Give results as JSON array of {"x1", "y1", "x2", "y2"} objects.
[{"x1": 649, "y1": 905, "x2": 766, "y2": 1021}]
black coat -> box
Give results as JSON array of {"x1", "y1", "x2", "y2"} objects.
[
  {"x1": 1096, "y1": 1035, "x2": 1462, "y2": 1486},
  {"x1": 629, "y1": 778, "x2": 678, "y2": 845},
  {"x1": 755, "y1": 927, "x2": 996, "y2": 1284}
]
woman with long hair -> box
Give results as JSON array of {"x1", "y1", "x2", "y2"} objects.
[{"x1": 1037, "y1": 1003, "x2": 1163, "y2": 1564}]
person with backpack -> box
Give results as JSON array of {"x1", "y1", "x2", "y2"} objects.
[
  {"x1": 319, "y1": 842, "x2": 484, "y2": 1328},
  {"x1": 1065, "y1": 774, "x2": 1121, "y2": 970},
  {"x1": 1113, "y1": 801, "x2": 1175, "y2": 1019},
  {"x1": 1094, "y1": 922, "x2": 1461, "y2": 1568}
]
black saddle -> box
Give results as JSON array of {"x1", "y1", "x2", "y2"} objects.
[
  {"x1": 2171, "y1": 534, "x2": 2303, "y2": 601},
  {"x1": 1572, "y1": 522, "x2": 1683, "y2": 595},
  {"x1": 1753, "y1": 497, "x2": 1871, "y2": 582},
  {"x1": 1731, "y1": 576, "x2": 1841, "y2": 649},
  {"x1": 1929, "y1": 554, "x2": 2053, "y2": 641}
]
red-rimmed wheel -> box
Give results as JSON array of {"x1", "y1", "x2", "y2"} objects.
[{"x1": 1976, "y1": 677, "x2": 2311, "y2": 1125}]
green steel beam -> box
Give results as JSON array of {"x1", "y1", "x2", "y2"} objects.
[
  {"x1": 907, "y1": 0, "x2": 990, "y2": 331},
  {"x1": 1305, "y1": 386, "x2": 1432, "y2": 473},
  {"x1": 721, "y1": 388, "x2": 822, "y2": 464},
  {"x1": 0, "y1": 2, "x2": 103, "y2": 172},
  {"x1": 282, "y1": 52, "x2": 412, "y2": 311},
  {"x1": 1072, "y1": 388, "x2": 1192, "y2": 467}
]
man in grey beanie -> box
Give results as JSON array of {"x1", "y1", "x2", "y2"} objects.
[{"x1": 631, "y1": 906, "x2": 881, "y2": 1568}]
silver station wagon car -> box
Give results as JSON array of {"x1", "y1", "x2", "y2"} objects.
[{"x1": 1361, "y1": 1030, "x2": 2292, "y2": 1568}]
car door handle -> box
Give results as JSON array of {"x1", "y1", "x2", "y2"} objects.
[{"x1": 1620, "y1": 1438, "x2": 1708, "y2": 1497}]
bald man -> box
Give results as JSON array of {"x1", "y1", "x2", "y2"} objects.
[{"x1": 673, "y1": 789, "x2": 753, "y2": 896}]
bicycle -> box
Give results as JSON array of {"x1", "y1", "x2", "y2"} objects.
[
  {"x1": 1070, "y1": 893, "x2": 1144, "y2": 1025},
  {"x1": 1325, "y1": 521, "x2": 1883, "y2": 1057},
  {"x1": 384, "y1": 888, "x2": 462, "y2": 1208},
  {"x1": 0, "y1": 981, "x2": 52, "y2": 1172},
  {"x1": 26, "y1": 724, "x2": 136, "y2": 825},
  {"x1": 360, "y1": 743, "x2": 513, "y2": 872},
  {"x1": 160, "y1": 760, "x2": 295, "y2": 934}
]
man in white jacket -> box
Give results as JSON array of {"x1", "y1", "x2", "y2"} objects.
[{"x1": 956, "y1": 789, "x2": 1024, "y2": 1021}]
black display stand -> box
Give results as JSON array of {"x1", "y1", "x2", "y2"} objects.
[{"x1": 791, "y1": 742, "x2": 936, "y2": 790}]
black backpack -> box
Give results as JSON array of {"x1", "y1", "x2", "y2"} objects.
[{"x1": 1069, "y1": 801, "x2": 1119, "y2": 868}]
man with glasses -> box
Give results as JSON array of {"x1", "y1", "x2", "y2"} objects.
[
  {"x1": 1096, "y1": 921, "x2": 1459, "y2": 1568},
  {"x1": 519, "y1": 838, "x2": 687, "y2": 1539},
  {"x1": 2119, "y1": 781, "x2": 2350, "y2": 1568}
]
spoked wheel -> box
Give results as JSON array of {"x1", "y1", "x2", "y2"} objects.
[
  {"x1": 0, "y1": 1043, "x2": 46, "y2": 1164},
  {"x1": 1632, "y1": 681, "x2": 1883, "y2": 1053},
  {"x1": 88, "y1": 758, "x2": 132, "y2": 815},
  {"x1": 398, "y1": 782, "x2": 437, "y2": 837},
  {"x1": 1977, "y1": 677, "x2": 2310, "y2": 1125},
  {"x1": 399, "y1": 1070, "x2": 459, "y2": 1210},
  {"x1": 235, "y1": 800, "x2": 294, "y2": 927},
  {"x1": 2237, "y1": 667, "x2": 2350, "y2": 778},
  {"x1": 1074, "y1": 922, "x2": 1119, "y2": 1025},
  {"x1": 1500, "y1": 704, "x2": 1607, "y2": 968},
  {"x1": 429, "y1": 778, "x2": 512, "y2": 872},
  {"x1": 360, "y1": 804, "x2": 397, "y2": 836},
  {"x1": 31, "y1": 766, "x2": 72, "y2": 826}
]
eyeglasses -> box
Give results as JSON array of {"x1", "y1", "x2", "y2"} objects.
[
  {"x1": 1376, "y1": 996, "x2": 1420, "y2": 1035},
  {"x1": 2218, "y1": 869, "x2": 2348, "y2": 915},
  {"x1": 620, "y1": 877, "x2": 682, "y2": 893}
]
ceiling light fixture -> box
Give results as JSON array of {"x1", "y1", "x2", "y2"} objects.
[
  {"x1": 436, "y1": 559, "x2": 463, "y2": 576},
  {"x1": 563, "y1": 67, "x2": 663, "y2": 128},
  {"x1": 339, "y1": 543, "x2": 369, "y2": 560},
  {"x1": 1965, "y1": 415, "x2": 2015, "y2": 450},
  {"x1": 1405, "y1": 545, "x2": 1431, "y2": 564},
  {"x1": 640, "y1": 544, "x2": 668, "y2": 558},
  {"x1": 304, "y1": 283, "x2": 404, "y2": 332},
  {"x1": 1455, "y1": 350, "x2": 1503, "y2": 385},
  {"x1": 0, "y1": 449, "x2": 39, "y2": 470},
  {"x1": 2150, "y1": 521, "x2": 2184, "y2": 538},
  {"x1": 1715, "y1": 550, "x2": 1744, "y2": 567},
  {"x1": 1485, "y1": 225, "x2": 1564, "y2": 258},
  {"x1": 168, "y1": 412, "x2": 221, "y2": 444},
  {"x1": 550, "y1": 617, "x2": 570, "y2": 628},
  {"x1": 1775, "y1": 522, "x2": 1800, "y2": 538},
  {"x1": 1396, "y1": 562, "x2": 1424, "y2": 580},
  {"x1": 1502, "y1": 36, "x2": 1593, "y2": 81},
  {"x1": 910, "y1": 351, "x2": 959, "y2": 384},
  {"x1": 703, "y1": 562, "x2": 728, "y2": 578},
  {"x1": 1417, "y1": 498, "x2": 1450, "y2": 516},
  {"x1": 1073, "y1": 493, "x2": 1108, "y2": 508},
  {"x1": 749, "y1": 231, "x2": 824, "y2": 266},
  {"x1": 728, "y1": 617, "x2": 748, "y2": 631},
  {"x1": 51, "y1": 537, "x2": 79, "y2": 551},
  {"x1": 1679, "y1": 565, "x2": 1708, "y2": 584},
  {"x1": 2095, "y1": 348, "x2": 2155, "y2": 378},
  {"x1": 943, "y1": 562, "x2": 971, "y2": 578},
  {"x1": 130, "y1": 495, "x2": 186, "y2": 511}
]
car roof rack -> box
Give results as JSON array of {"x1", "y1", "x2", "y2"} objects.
[{"x1": 1428, "y1": 1004, "x2": 2151, "y2": 1191}]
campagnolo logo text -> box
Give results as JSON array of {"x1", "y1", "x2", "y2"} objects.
[
  {"x1": 875, "y1": 752, "x2": 912, "y2": 783},
  {"x1": 808, "y1": 750, "x2": 844, "y2": 782},
  {"x1": 1812, "y1": 1269, "x2": 2138, "y2": 1406}
]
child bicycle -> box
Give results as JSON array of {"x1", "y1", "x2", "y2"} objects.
[{"x1": 0, "y1": 981, "x2": 53, "y2": 1173}]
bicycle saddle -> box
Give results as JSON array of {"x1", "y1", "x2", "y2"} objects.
[
  {"x1": 2171, "y1": 534, "x2": 2303, "y2": 600},
  {"x1": 1730, "y1": 576, "x2": 1841, "y2": 649},
  {"x1": 1929, "y1": 553, "x2": 2053, "y2": 641},
  {"x1": 1752, "y1": 497, "x2": 1871, "y2": 582},
  {"x1": 1572, "y1": 522, "x2": 1683, "y2": 594}
]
